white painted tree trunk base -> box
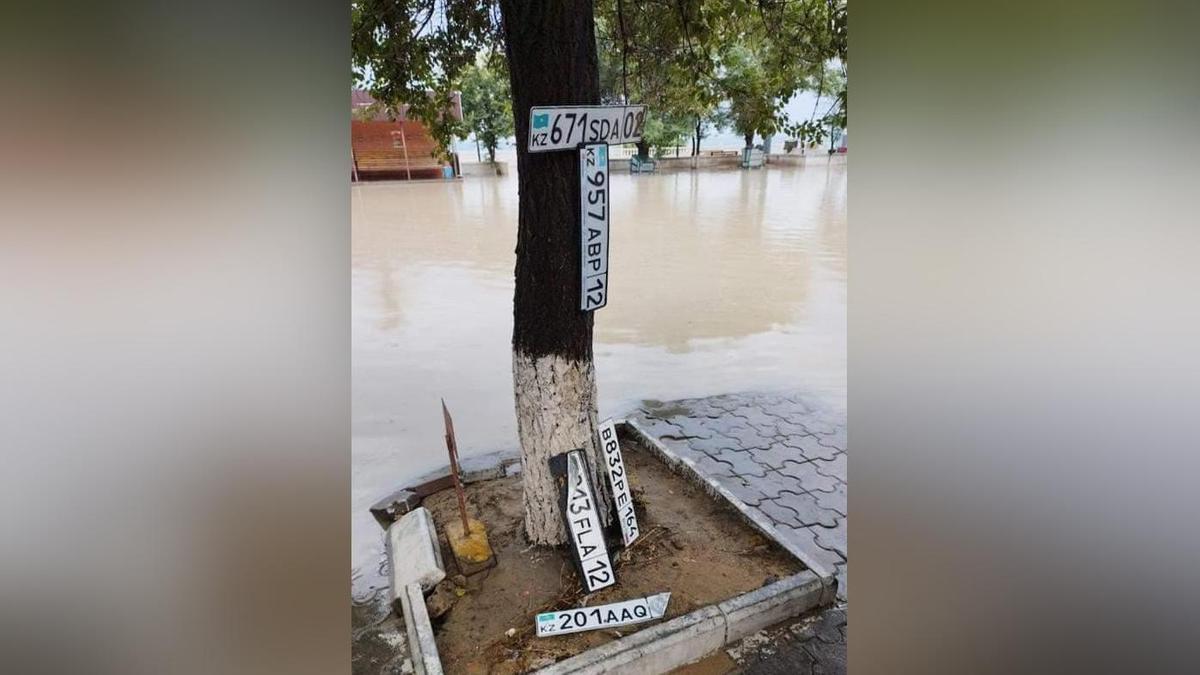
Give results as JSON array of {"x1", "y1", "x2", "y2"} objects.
[{"x1": 513, "y1": 351, "x2": 612, "y2": 545}]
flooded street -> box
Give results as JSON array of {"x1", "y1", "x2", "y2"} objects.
[{"x1": 352, "y1": 161, "x2": 846, "y2": 597}]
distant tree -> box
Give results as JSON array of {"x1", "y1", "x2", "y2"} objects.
[
  {"x1": 780, "y1": 1, "x2": 848, "y2": 151},
  {"x1": 459, "y1": 55, "x2": 513, "y2": 163},
  {"x1": 720, "y1": 44, "x2": 790, "y2": 149},
  {"x1": 783, "y1": 63, "x2": 846, "y2": 150},
  {"x1": 641, "y1": 111, "x2": 693, "y2": 158}
]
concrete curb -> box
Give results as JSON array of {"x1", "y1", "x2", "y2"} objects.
[
  {"x1": 399, "y1": 582, "x2": 444, "y2": 675},
  {"x1": 531, "y1": 572, "x2": 824, "y2": 675},
  {"x1": 718, "y1": 571, "x2": 825, "y2": 643},
  {"x1": 618, "y1": 419, "x2": 839, "y2": 601}
]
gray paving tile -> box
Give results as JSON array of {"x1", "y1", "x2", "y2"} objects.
[
  {"x1": 812, "y1": 517, "x2": 847, "y2": 557},
  {"x1": 713, "y1": 473, "x2": 771, "y2": 506},
  {"x1": 782, "y1": 434, "x2": 841, "y2": 462},
  {"x1": 757, "y1": 497, "x2": 803, "y2": 527},
  {"x1": 775, "y1": 491, "x2": 839, "y2": 528},
  {"x1": 711, "y1": 447, "x2": 770, "y2": 478},
  {"x1": 729, "y1": 405, "x2": 781, "y2": 429},
  {"x1": 708, "y1": 395, "x2": 745, "y2": 413},
  {"x1": 691, "y1": 452, "x2": 738, "y2": 478},
  {"x1": 775, "y1": 523, "x2": 846, "y2": 571},
  {"x1": 812, "y1": 483, "x2": 847, "y2": 517},
  {"x1": 679, "y1": 399, "x2": 726, "y2": 418},
  {"x1": 630, "y1": 414, "x2": 686, "y2": 438},
  {"x1": 673, "y1": 433, "x2": 734, "y2": 457},
  {"x1": 657, "y1": 437, "x2": 708, "y2": 465},
  {"x1": 777, "y1": 460, "x2": 841, "y2": 494},
  {"x1": 773, "y1": 419, "x2": 813, "y2": 438},
  {"x1": 816, "y1": 427, "x2": 847, "y2": 452},
  {"x1": 747, "y1": 419, "x2": 781, "y2": 438},
  {"x1": 746, "y1": 470, "x2": 804, "y2": 500},
  {"x1": 664, "y1": 415, "x2": 718, "y2": 439},
  {"x1": 748, "y1": 443, "x2": 806, "y2": 471},
  {"x1": 694, "y1": 433, "x2": 747, "y2": 457},
  {"x1": 800, "y1": 415, "x2": 838, "y2": 436},
  {"x1": 724, "y1": 423, "x2": 777, "y2": 450},
  {"x1": 811, "y1": 453, "x2": 847, "y2": 481}
]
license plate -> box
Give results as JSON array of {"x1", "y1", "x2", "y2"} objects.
[
  {"x1": 528, "y1": 105, "x2": 646, "y2": 152},
  {"x1": 597, "y1": 418, "x2": 639, "y2": 546},
  {"x1": 579, "y1": 143, "x2": 610, "y2": 311},
  {"x1": 535, "y1": 592, "x2": 671, "y2": 637},
  {"x1": 564, "y1": 449, "x2": 616, "y2": 592}
]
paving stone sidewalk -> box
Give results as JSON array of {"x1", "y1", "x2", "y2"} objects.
[{"x1": 630, "y1": 391, "x2": 848, "y2": 600}]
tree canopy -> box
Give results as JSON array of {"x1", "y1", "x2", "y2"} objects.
[
  {"x1": 351, "y1": 0, "x2": 846, "y2": 156},
  {"x1": 593, "y1": 0, "x2": 845, "y2": 152},
  {"x1": 351, "y1": 1, "x2": 499, "y2": 156}
]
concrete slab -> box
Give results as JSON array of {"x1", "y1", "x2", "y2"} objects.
[
  {"x1": 399, "y1": 583, "x2": 443, "y2": 675},
  {"x1": 387, "y1": 507, "x2": 446, "y2": 606},
  {"x1": 369, "y1": 487, "x2": 420, "y2": 528}
]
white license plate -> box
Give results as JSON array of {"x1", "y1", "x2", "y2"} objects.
[
  {"x1": 597, "y1": 418, "x2": 639, "y2": 546},
  {"x1": 565, "y1": 450, "x2": 615, "y2": 592},
  {"x1": 579, "y1": 143, "x2": 610, "y2": 311},
  {"x1": 535, "y1": 592, "x2": 670, "y2": 637},
  {"x1": 528, "y1": 105, "x2": 646, "y2": 152}
]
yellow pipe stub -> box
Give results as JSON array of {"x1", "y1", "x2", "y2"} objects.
[{"x1": 446, "y1": 518, "x2": 496, "y2": 574}]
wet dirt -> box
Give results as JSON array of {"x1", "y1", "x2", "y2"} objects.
[{"x1": 421, "y1": 439, "x2": 802, "y2": 674}]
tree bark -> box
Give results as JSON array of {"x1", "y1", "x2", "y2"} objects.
[{"x1": 499, "y1": 0, "x2": 613, "y2": 545}]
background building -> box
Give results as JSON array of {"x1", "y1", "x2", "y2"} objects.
[{"x1": 351, "y1": 89, "x2": 462, "y2": 181}]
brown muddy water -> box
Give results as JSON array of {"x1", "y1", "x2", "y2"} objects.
[{"x1": 352, "y1": 161, "x2": 846, "y2": 600}]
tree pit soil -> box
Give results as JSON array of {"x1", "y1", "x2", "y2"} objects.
[{"x1": 421, "y1": 439, "x2": 803, "y2": 674}]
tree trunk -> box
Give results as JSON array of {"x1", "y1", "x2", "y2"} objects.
[
  {"x1": 635, "y1": 139, "x2": 650, "y2": 160},
  {"x1": 744, "y1": 132, "x2": 754, "y2": 149},
  {"x1": 694, "y1": 116, "x2": 702, "y2": 156},
  {"x1": 499, "y1": 0, "x2": 612, "y2": 545}
]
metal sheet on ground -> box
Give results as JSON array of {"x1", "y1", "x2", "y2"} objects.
[
  {"x1": 535, "y1": 592, "x2": 671, "y2": 637},
  {"x1": 579, "y1": 143, "x2": 609, "y2": 311},
  {"x1": 528, "y1": 105, "x2": 646, "y2": 152},
  {"x1": 597, "y1": 418, "x2": 639, "y2": 546}
]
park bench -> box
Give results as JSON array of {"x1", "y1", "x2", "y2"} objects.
[
  {"x1": 353, "y1": 150, "x2": 443, "y2": 171},
  {"x1": 741, "y1": 148, "x2": 765, "y2": 169},
  {"x1": 629, "y1": 155, "x2": 657, "y2": 174}
]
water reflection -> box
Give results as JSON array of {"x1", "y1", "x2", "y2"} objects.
[{"x1": 351, "y1": 161, "x2": 846, "y2": 598}]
